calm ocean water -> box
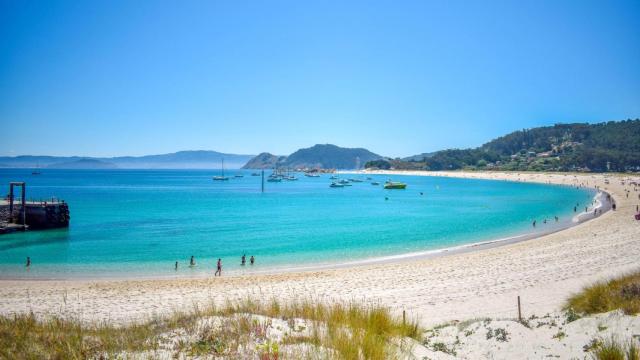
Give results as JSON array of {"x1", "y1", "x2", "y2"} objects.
[{"x1": 0, "y1": 169, "x2": 594, "y2": 279}]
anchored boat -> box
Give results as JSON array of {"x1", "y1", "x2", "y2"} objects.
[
  {"x1": 213, "y1": 159, "x2": 229, "y2": 181},
  {"x1": 384, "y1": 181, "x2": 407, "y2": 189}
]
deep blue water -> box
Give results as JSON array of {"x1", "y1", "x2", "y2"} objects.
[{"x1": 0, "y1": 169, "x2": 594, "y2": 278}]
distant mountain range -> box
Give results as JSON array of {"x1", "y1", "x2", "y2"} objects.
[
  {"x1": 48, "y1": 159, "x2": 118, "y2": 169},
  {"x1": 3, "y1": 119, "x2": 638, "y2": 172},
  {"x1": 0, "y1": 151, "x2": 254, "y2": 169},
  {"x1": 242, "y1": 144, "x2": 383, "y2": 170}
]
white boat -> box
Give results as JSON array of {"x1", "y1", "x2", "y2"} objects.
[
  {"x1": 330, "y1": 182, "x2": 344, "y2": 188},
  {"x1": 213, "y1": 159, "x2": 229, "y2": 181}
]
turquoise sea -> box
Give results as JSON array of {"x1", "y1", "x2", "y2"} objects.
[{"x1": 0, "y1": 169, "x2": 594, "y2": 279}]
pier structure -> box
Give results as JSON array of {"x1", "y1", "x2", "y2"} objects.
[{"x1": 1, "y1": 182, "x2": 70, "y2": 234}]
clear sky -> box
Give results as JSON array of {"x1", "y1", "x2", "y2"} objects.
[{"x1": 1, "y1": 0, "x2": 639, "y2": 158}]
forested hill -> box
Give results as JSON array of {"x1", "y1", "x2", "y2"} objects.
[
  {"x1": 242, "y1": 144, "x2": 383, "y2": 169},
  {"x1": 366, "y1": 119, "x2": 640, "y2": 172}
]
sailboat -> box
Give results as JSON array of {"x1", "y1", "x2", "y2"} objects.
[
  {"x1": 32, "y1": 162, "x2": 42, "y2": 175},
  {"x1": 212, "y1": 159, "x2": 229, "y2": 181}
]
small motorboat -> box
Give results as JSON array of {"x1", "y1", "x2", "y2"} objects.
[
  {"x1": 267, "y1": 178, "x2": 282, "y2": 182},
  {"x1": 251, "y1": 173, "x2": 261, "y2": 176},
  {"x1": 348, "y1": 178, "x2": 363, "y2": 183},
  {"x1": 384, "y1": 181, "x2": 407, "y2": 189},
  {"x1": 371, "y1": 182, "x2": 380, "y2": 186},
  {"x1": 330, "y1": 182, "x2": 345, "y2": 188},
  {"x1": 234, "y1": 175, "x2": 244, "y2": 178}
]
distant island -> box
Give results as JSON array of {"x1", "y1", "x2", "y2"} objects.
[
  {"x1": 242, "y1": 144, "x2": 383, "y2": 170},
  {"x1": 47, "y1": 159, "x2": 118, "y2": 169},
  {"x1": 0, "y1": 150, "x2": 254, "y2": 170},
  {"x1": 366, "y1": 119, "x2": 640, "y2": 172}
]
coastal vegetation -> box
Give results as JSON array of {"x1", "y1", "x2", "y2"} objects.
[
  {"x1": 565, "y1": 270, "x2": 640, "y2": 315},
  {"x1": 366, "y1": 119, "x2": 640, "y2": 172},
  {"x1": 0, "y1": 298, "x2": 420, "y2": 359}
]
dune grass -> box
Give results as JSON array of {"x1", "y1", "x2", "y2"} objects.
[
  {"x1": 565, "y1": 271, "x2": 640, "y2": 315},
  {"x1": 0, "y1": 298, "x2": 421, "y2": 359},
  {"x1": 589, "y1": 336, "x2": 640, "y2": 360}
]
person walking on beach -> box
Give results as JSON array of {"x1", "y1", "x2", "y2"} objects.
[
  {"x1": 215, "y1": 258, "x2": 222, "y2": 276},
  {"x1": 250, "y1": 255, "x2": 255, "y2": 265},
  {"x1": 241, "y1": 254, "x2": 246, "y2": 266},
  {"x1": 190, "y1": 256, "x2": 196, "y2": 267}
]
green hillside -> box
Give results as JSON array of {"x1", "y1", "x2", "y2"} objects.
[{"x1": 366, "y1": 119, "x2": 640, "y2": 172}]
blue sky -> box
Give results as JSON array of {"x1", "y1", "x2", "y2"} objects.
[{"x1": 1, "y1": 0, "x2": 639, "y2": 158}]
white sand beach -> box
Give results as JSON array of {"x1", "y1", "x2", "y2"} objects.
[{"x1": 1, "y1": 171, "x2": 639, "y2": 357}]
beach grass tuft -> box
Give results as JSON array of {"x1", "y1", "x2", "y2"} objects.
[
  {"x1": 588, "y1": 336, "x2": 640, "y2": 360},
  {"x1": 565, "y1": 270, "x2": 640, "y2": 315},
  {"x1": 0, "y1": 298, "x2": 421, "y2": 359}
]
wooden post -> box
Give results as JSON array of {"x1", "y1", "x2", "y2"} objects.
[
  {"x1": 21, "y1": 183, "x2": 26, "y2": 226},
  {"x1": 8, "y1": 184, "x2": 14, "y2": 218},
  {"x1": 517, "y1": 296, "x2": 522, "y2": 322},
  {"x1": 403, "y1": 310, "x2": 406, "y2": 326}
]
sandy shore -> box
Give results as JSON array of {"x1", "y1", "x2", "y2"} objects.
[{"x1": 1, "y1": 171, "x2": 639, "y2": 327}]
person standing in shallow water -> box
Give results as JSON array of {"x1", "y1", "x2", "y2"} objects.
[
  {"x1": 175, "y1": 261, "x2": 178, "y2": 271},
  {"x1": 190, "y1": 256, "x2": 196, "y2": 267},
  {"x1": 26, "y1": 257, "x2": 31, "y2": 268},
  {"x1": 215, "y1": 258, "x2": 222, "y2": 276},
  {"x1": 241, "y1": 254, "x2": 246, "y2": 266},
  {"x1": 250, "y1": 255, "x2": 255, "y2": 265}
]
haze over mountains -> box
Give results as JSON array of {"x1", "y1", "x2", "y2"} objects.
[{"x1": 0, "y1": 151, "x2": 254, "y2": 169}]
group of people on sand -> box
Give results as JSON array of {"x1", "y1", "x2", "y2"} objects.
[{"x1": 174, "y1": 254, "x2": 256, "y2": 276}]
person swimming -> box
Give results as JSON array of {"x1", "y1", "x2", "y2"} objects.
[
  {"x1": 250, "y1": 255, "x2": 255, "y2": 265},
  {"x1": 190, "y1": 256, "x2": 196, "y2": 267},
  {"x1": 215, "y1": 258, "x2": 222, "y2": 276}
]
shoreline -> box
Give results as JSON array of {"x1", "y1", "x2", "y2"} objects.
[
  {"x1": 1, "y1": 170, "x2": 638, "y2": 326},
  {"x1": 0, "y1": 173, "x2": 603, "y2": 281}
]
